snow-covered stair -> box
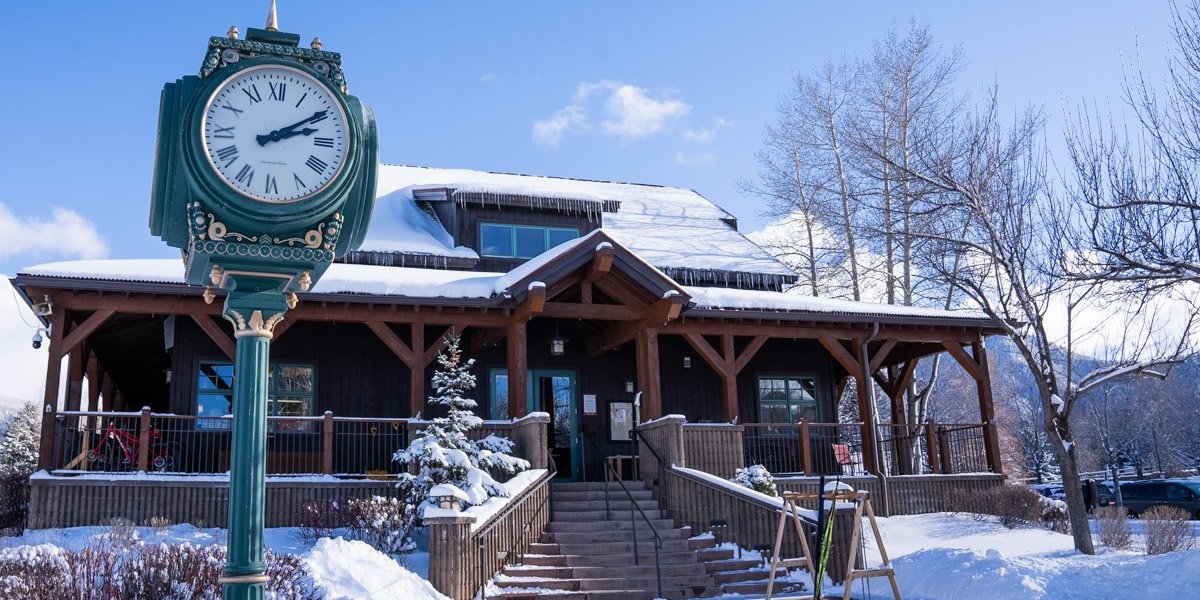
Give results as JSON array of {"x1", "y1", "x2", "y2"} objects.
[{"x1": 488, "y1": 481, "x2": 724, "y2": 600}]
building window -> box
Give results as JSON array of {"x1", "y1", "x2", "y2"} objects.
[
  {"x1": 757, "y1": 375, "x2": 818, "y2": 423},
  {"x1": 480, "y1": 223, "x2": 579, "y2": 258},
  {"x1": 195, "y1": 361, "x2": 316, "y2": 431}
]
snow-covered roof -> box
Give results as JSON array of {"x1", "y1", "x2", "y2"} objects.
[
  {"x1": 365, "y1": 164, "x2": 795, "y2": 280},
  {"x1": 685, "y1": 286, "x2": 993, "y2": 323},
  {"x1": 17, "y1": 258, "x2": 995, "y2": 326}
]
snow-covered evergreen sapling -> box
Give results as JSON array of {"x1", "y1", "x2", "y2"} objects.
[
  {"x1": 393, "y1": 335, "x2": 530, "y2": 511},
  {"x1": 731, "y1": 464, "x2": 778, "y2": 497},
  {"x1": 0, "y1": 402, "x2": 41, "y2": 530}
]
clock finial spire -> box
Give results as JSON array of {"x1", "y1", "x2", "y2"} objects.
[{"x1": 264, "y1": 0, "x2": 279, "y2": 32}]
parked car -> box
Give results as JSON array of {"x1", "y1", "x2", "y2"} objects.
[
  {"x1": 1119, "y1": 479, "x2": 1200, "y2": 518},
  {"x1": 1027, "y1": 481, "x2": 1116, "y2": 510}
]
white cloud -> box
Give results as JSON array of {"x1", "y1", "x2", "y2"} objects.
[
  {"x1": 0, "y1": 203, "x2": 108, "y2": 262},
  {"x1": 674, "y1": 152, "x2": 715, "y2": 167},
  {"x1": 480, "y1": 73, "x2": 498, "y2": 83},
  {"x1": 682, "y1": 117, "x2": 732, "y2": 143},
  {"x1": 532, "y1": 80, "x2": 691, "y2": 146},
  {"x1": 532, "y1": 105, "x2": 589, "y2": 147}
]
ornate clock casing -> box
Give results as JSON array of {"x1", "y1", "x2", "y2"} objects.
[{"x1": 150, "y1": 27, "x2": 377, "y2": 290}]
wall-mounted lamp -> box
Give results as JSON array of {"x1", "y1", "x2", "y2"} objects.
[
  {"x1": 624, "y1": 380, "x2": 635, "y2": 393},
  {"x1": 683, "y1": 356, "x2": 692, "y2": 368}
]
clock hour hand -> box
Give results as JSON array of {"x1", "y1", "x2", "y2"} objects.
[{"x1": 256, "y1": 110, "x2": 329, "y2": 146}]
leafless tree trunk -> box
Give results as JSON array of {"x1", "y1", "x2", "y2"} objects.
[{"x1": 873, "y1": 87, "x2": 1194, "y2": 554}]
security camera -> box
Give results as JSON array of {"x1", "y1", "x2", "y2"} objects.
[{"x1": 32, "y1": 327, "x2": 49, "y2": 350}]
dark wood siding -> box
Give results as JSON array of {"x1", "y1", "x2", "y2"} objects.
[{"x1": 170, "y1": 318, "x2": 410, "y2": 418}]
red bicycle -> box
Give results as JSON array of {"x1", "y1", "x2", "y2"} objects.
[{"x1": 87, "y1": 421, "x2": 178, "y2": 472}]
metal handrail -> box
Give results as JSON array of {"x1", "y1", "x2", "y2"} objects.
[
  {"x1": 477, "y1": 448, "x2": 557, "y2": 600},
  {"x1": 580, "y1": 433, "x2": 663, "y2": 599}
]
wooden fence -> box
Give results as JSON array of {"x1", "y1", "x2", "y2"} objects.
[{"x1": 27, "y1": 475, "x2": 397, "y2": 529}]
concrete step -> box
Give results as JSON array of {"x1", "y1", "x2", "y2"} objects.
[
  {"x1": 541, "y1": 526, "x2": 690, "y2": 544},
  {"x1": 502, "y1": 561, "x2": 711, "y2": 579},
  {"x1": 552, "y1": 499, "x2": 661, "y2": 512},
  {"x1": 496, "y1": 575, "x2": 717, "y2": 593},
  {"x1": 688, "y1": 535, "x2": 717, "y2": 550},
  {"x1": 487, "y1": 588, "x2": 711, "y2": 600},
  {"x1": 551, "y1": 508, "x2": 665, "y2": 521},
  {"x1": 713, "y1": 567, "x2": 780, "y2": 585},
  {"x1": 703, "y1": 557, "x2": 763, "y2": 574},
  {"x1": 552, "y1": 481, "x2": 646, "y2": 492},
  {"x1": 522, "y1": 551, "x2": 703, "y2": 567},
  {"x1": 720, "y1": 578, "x2": 808, "y2": 596},
  {"x1": 552, "y1": 489, "x2": 654, "y2": 502},
  {"x1": 695, "y1": 547, "x2": 736, "y2": 562},
  {"x1": 546, "y1": 518, "x2": 677, "y2": 533},
  {"x1": 529, "y1": 538, "x2": 695, "y2": 555}
]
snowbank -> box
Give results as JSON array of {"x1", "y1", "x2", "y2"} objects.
[
  {"x1": 863, "y1": 513, "x2": 1200, "y2": 599},
  {"x1": 307, "y1": 537, "x2": 448, "y2": 600}
]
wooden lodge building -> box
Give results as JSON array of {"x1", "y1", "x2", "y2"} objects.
[{"x1": 15, "y1": 165, "x2": 1007, "y2": 531}]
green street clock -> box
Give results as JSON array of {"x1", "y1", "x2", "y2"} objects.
[
  {"x1": 150, "y1": 25, "x2": 377, "y2": 291},
  {"x1": 147, "y1": 16, "x2": 377, "y2": 600}
]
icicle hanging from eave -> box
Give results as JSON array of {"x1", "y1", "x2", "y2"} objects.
[
  {"x1": 343, "y1": 250, "x2": 474, "y2": 270},
  {"x1": 659, "y1": 266, "x2": 794, "y2": 292},
  {"x1": 451, "y1": 192, "x2": 617, "y2": 222}
]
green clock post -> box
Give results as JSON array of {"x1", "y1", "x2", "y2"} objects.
[{"x1": 148, "y1": 6, "x2": 377, "y2": 598}]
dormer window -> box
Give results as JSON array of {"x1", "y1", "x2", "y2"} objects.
[{"x1": 480, "y1": 222, "x2": 580, "y2": 258}]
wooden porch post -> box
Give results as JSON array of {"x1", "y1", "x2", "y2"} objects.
[
  {"x1": 507, "y1": 320, "x2": 527, "y2": 419},
  {"x1": 65, "y1": 345, "x2": 84, "y2": 413},
  {"x1": 818, "y1": 337, "x2": 878, "y2": 474},
  {"x1": 721, "y1": 334, "x2": 737, "y2": 422},
  {"x1": 410, "y1": 323, "x2": 426, "y2": 417},
  {"x1": 635, "y1": 328, "x2": 662, "y2": 419},
  {"x1": 37, "y1": 309, "x2": 67, "y2": 471},
  {"x1": 799, "y1": 418, "x2": 813, "y2": 475},
  {"x1": 971, "y1": 340, "x2": 1003, "y2": 474}
]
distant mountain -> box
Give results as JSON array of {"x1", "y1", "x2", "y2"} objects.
[{"x1": 0, "y1": 275, "x2": 47, "y2": 414}]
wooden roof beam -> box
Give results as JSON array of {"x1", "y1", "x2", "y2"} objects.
[
  {"x1": 511, "y1": 283, "x2": 547, "y2": 323},
  {"x1": 365, "y1": 321, "x2": 415, "y2": 369},
  {"x1": 582, "y1": 243, "x2": 614, "y2": 283},
  {"x1": 942, "y1": 341, "x2": 985, "y2": 381},
  {"x1": 190, "y1": 314, "x2": 235, "y2": 361},
  {"x1": 59, "y1": 309, "x2": 115, "y2": 358}
]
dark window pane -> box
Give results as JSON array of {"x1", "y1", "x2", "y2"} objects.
[
  {"x1": 547, "y1": 228, "x2": 579, "y2": 248},
  {"x1": 514, "y1": 226, "x2": 545, "y2": 258},
  {"x1": 481, "y1": 224, "x2": 513, "y2": 257},
  {"x1": 198, "y1": 363, "x2": 235, "y2": 391},
  {"x1": 491, "y1": 372, "x2": 509, "y2": 420},
  {"x1": 275, "y1": 365, "x2": 314, "y2": 392}
]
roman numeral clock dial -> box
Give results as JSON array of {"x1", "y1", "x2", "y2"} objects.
[{"x1": 201, "y1": 64, "x2": 347, "y2": 203}]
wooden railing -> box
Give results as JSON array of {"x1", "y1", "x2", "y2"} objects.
[
  {"x1": 44, "y1": 409, "x2": 551, "y2": 478},
  {"x1": 425, "y1": 464, "x2": 555, "y2": 600},
  {"x1": 736, "y1": 420, "x2": 994, "y2": 477}
]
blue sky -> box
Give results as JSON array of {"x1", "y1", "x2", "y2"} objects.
[{"x1": 0, "y1": 1, "x2": 1173, "y2": 276}]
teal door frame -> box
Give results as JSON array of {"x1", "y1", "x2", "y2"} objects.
[{"x1": 527, "y1": 369, "x2": 580, "y2": 481}]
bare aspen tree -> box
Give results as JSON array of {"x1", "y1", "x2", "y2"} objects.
[
  {"x1": 882, "y1": 88, "x2": 1193, "y2": 554},
  {"x1": 1068, "y1": 0, "x2": 1200, "y2": 290}
]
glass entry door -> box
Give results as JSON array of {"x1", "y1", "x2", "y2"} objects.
[{"x1": 528, "y1": 369, "x2": 579, "y2": 481}]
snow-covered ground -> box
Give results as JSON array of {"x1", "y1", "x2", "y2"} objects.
[
  {"x1": 0, "y1": 523, "x2": 444, "y2": 599},
  {"x1": 849, "y1": 513, "x2": 1200, "y2": 599},
  {"x1": 3, "y1": 512, "x2": 1198, "y2": 599}
]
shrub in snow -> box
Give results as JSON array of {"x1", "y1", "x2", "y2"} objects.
[
  {"x1": 297, "y1": 498, "x2": 342, "y2": 545},
  {"x1": 0, "y1": 402, "x2": 40, "y2": 532},
  {"x1": 1040, "y1": 497, "x2": 1070, "y2": 534},
  {"x1": 393, "y1": 335, "x2": 529, "y2": 511},
  {"x1": 948, "y1": 485, "x2": 1046, "y2": 529},
  {"x1": 0, "y1": 541, "x2": 318, "y2": 599},
  {"x1": 1095, "y1": 506, "x2": 1133, "y2": 550},
  {"x1": 345, "y1": 495, "x2": 417, "y2": 555},
  {"x1": 1142, "y1": 505, "x2": 1196, "y2": 555},
  {"x1": 731, "y1": 465, "x2": 778, "y2": 497}
]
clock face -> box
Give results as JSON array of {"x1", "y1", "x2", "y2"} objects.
[{"x1": 201, "y1": 64, "x2": 348, "y2": 203}]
